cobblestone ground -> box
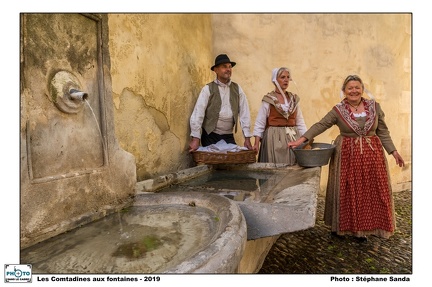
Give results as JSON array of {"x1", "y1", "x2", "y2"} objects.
[{"x1": 259, "y1": 189, "x2": 412, "y2": 274}]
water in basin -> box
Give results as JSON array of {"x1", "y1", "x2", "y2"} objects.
[
  {"x1": 21, "y1": 203, "x2": 218, "y2": 273},
  {"x1": 158, "y1": 169, "x2": 308, "y2": 203}
]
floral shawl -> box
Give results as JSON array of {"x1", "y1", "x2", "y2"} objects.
[{"x1": 334, "y1": 97, "x2": 377, "y2": 136}]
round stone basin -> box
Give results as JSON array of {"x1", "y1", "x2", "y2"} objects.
[{"x1": 20, "y1": 192, "x2": 247, "y2": 274}]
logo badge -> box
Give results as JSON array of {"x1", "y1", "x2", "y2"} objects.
[{"x1": 4, "y1": 264, "x2": 32, "y2": 283}]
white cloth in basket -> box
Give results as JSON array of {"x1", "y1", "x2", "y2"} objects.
[{"x1": 196, "y1": 140, "x2": 248, "y2": 153}]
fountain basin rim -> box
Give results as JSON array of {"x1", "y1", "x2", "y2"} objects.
[{"x1": 134, "y1": 191, "x2": 247, "y2": 273}]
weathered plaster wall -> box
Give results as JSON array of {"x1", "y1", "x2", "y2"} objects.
[
  {"x1": 212, "y1": 13, "x2": 412, "y2": 193},
  {"x1": 108, "y1": 14, "x2": 213, "y2": 181},
  {"x1": 20, "y1": 14, "x2": 136, "y2": 248},
  {"x1": 109, "y1": 14, "x2": 411, "y2": 192}
]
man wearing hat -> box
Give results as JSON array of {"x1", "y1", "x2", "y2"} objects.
[{"x1": 189, "y1": 54, "x2": 253, "y2": 152}]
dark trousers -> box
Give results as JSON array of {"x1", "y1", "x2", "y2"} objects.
[{"x1": 201, "y1": 129, "x2": 236, "y2": 147}]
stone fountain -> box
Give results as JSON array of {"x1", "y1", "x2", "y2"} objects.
[
  {"x1": 20, "y1": 14, "x2": 320, "y2": 274},
  {"x1": 20, "y1": 14, "x2": 137, "y2": 248},
  {"x1": 135, "y1": 163, "x2": 320, "y2": 273},
  {"x1": 20, "y1": 13, "x2": 247, "y2": 273}
]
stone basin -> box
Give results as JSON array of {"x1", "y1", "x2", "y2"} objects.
[
  {"x1": 20, "y1": 192, "x2": 247, "y2": 274},
  {"x1": 136, "y1": 163, "x2": 320, "y2": 240}
]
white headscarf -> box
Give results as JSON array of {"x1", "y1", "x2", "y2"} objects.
[
  {"x1": 272, "y1": 67, "x2": 299, "y2": 113},
  {"x1": 272, "y1": 67, "x2": 291, "y2": 96}
]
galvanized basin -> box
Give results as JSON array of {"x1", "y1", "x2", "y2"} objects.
[{"x1": 293, "y1": 142, "x2": 336, "y2": 167}]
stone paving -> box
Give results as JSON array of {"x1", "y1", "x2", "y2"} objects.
[{"x1": 259, "y1": 189, "x2": 412, "y2": 274}]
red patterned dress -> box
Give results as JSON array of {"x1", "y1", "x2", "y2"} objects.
[{"x1": 302, "y1": 98, "x2": 396, "y2": 238}]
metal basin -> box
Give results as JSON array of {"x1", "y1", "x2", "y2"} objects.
[{"x1": 293, "y1": 142, "x2": 336, "y2": 167}]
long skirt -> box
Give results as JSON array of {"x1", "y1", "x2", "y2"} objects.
[
  {"x1": 258, "y1": 126, "x2": 300, "y2": 165},
  {"x1": 324, "y1": 135, "x2": 395, "y2": 238}
]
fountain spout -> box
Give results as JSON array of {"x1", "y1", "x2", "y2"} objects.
[{"x1": 69, "y1": 89, "x2": 88, "y2": 101}]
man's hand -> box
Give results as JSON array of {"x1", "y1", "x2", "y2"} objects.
[{"x1": 189, "y1": 137, "x2": 200, "y2": 153}]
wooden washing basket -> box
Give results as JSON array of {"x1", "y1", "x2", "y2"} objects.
[{"x1": 192, "y1": 150, "x2": 257, "y2": 164}]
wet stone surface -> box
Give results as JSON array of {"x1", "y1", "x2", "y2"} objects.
[{"x1": 259, "y1": 189, "x2": 412, "y2": 274}]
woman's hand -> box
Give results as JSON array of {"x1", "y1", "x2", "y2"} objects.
[
  {"x1": 252, "y1": 136, "x2": 261, "y2": 153},
  {"x1": 244, "y1": 137, "x2": 253, "y2": 150},
  {"x1": 287, "y1": 137, "x2": 307, "y2": 149},
  {"x1": 392, "y1": 150, "x2": 405, "y2": 167}
]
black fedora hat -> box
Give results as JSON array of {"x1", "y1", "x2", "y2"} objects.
[{"x1": 211, "y1": 54, "x2": 236, "y2": 70}]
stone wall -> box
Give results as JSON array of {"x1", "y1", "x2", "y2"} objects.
[
  {"x1": 20, "y1": 14, "x2": 136, "y2": 248},
  {"x1": 108, "y1": 14, "x2": 213, "y2": 181},
  {"x1": 108, "y1": 14, "x2": 411, "y2": 192}
]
